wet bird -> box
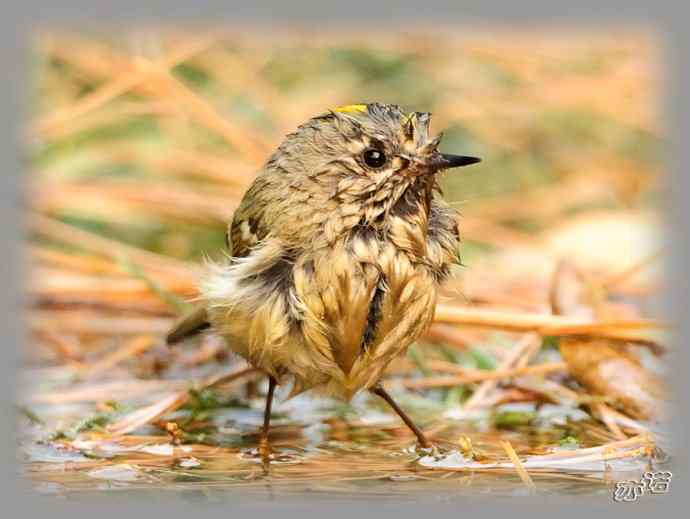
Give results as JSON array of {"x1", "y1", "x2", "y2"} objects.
[{"x1": 167, "y1": 103, "x2": 480, "y2": 451}]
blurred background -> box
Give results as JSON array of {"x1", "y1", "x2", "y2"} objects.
[{"x1": 21, "y1": 26, "x2": 668, "y2": 498}]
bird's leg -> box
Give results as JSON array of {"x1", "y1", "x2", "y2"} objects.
[
  {"x1": 370, "y1": 384, "x2": 431, "y2": 448},
  {"x1": 259, "y1": 376, "x2": 277, "y2": 459}
]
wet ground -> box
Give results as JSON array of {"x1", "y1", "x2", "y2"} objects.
[{"x1": 18, "y1": 367, "x2": 666, "y2": 502}]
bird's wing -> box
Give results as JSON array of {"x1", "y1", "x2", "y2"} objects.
[
  {"x1": 226, "y1": 179, "x2": 271, "y2": 258},
  {"x1": 227, "y1": 212, "x2": 266, "y2": 259}
]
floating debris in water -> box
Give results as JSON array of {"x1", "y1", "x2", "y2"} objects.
[{"x1": 418, "y1": 434, "x2": 657, "y2": 477}]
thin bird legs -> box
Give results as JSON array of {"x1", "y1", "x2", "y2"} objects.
[
  {"x1": 370, "y1": 384, "x2": 431, "y2": 448},
  {"x1": 258, "y1": 376, "x2": 277, "y2": 458},
  {"x1": 257, "y1": 378, "x2": 431, "y2": 455}
]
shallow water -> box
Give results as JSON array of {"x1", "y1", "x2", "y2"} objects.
[{"x1": 18, "y1": 377, "x2": 664, "y2": 502}]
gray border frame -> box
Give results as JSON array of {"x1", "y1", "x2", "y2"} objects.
[{"x1": 2, "y1": 1, "x2": 687, "y2": 517}]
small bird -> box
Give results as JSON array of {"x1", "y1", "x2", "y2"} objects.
[{"x1": 167, "y1": 103, "x2": 480, "y2": 451}]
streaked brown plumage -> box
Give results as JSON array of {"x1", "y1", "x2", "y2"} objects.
[{"x1": 168, "y1": 103, "x2": 480, "y2": 448}]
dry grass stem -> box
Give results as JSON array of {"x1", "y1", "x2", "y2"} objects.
[
  {"x1": 434, "y1": 304, "x2": 667, "y2": 346},
  {"x1": 402, "y1": 361, "x2": 567, "y2": 389},
  {"x1": 500, "y1": 440, "x2": 536, "y2": 491}
]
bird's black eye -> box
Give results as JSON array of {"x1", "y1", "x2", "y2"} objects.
[{"x1": 362, "y1": 148, "x2": 387, "y2": 169}]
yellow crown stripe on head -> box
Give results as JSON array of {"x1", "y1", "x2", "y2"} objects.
[{"x1": 333, "y1": 104, "x2": 368, "y2": 114}]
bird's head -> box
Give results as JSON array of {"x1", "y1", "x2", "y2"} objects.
[
  {"x1": 319, "y1": 102, "x2": 480, "y2": 178},
  {"x1": 259, "y1": 103, "x2": 480, "y2": 243}
]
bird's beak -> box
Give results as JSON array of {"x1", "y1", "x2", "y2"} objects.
[{"x1": 434, "y1": 153, "x2": 481, "y2": 171}]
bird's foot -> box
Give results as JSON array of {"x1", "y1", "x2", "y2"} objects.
[
  {"x1": 258, "y1": 436, "x2": 274, "y2": 461},
  {"x1": 406, "y1": 439, "x2": 452, "y2": 458},
  {"x1": 413, "y1": 442, "x2": 438, "y2": 456}
]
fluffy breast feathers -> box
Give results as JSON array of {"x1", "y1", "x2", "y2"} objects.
[{"x1": 201, "y1": 192, "x2": 459, "y2": 401}]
